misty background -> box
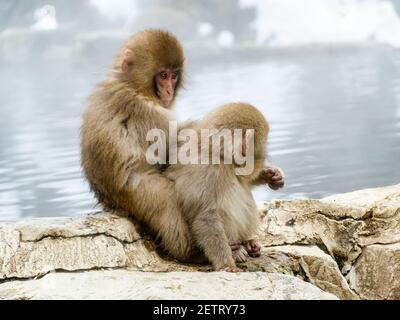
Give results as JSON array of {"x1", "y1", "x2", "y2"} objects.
[{"x1": 0, "y1": 0, "x2": 399, "y2": 220}]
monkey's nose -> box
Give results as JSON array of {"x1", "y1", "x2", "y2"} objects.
[{"x1": 166, "y1": 86, "x2": 174, "y2": 97}]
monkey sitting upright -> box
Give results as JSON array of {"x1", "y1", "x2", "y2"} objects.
[
  {"x1": 81, "y1": 30, "x2": 194, "y2": 261},
  {"x1": 81, "y1": 29, "x2": 284, "y2": 271},
  {"x1": 165, "y1": 103, "x2": 284, "y2": 271}
]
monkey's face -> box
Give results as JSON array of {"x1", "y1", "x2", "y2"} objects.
[
  {"x1": 154, "y1": 68, "x2": 180, "y2": 108},
  {"x1": 116, "y1": 30, "x2": 185, "y2": 108}
]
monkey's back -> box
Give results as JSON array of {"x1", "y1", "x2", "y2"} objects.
[{"x1": 165, "y1": 163, "x2": 259, "y2": 241}]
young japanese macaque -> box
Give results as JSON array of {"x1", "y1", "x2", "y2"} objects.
[
  {"x1": 81, "y1": 30, "x2": 194, "y2": 261},
  {"x1": 165, "y1": 103, "x2": 285, "y2": 271}
]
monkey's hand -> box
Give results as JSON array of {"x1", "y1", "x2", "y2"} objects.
[{"x1": 259, "y1": 166, "x2": 285, "y2": 190}]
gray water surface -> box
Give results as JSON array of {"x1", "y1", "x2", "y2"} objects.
[{"x1": 0, "y1": 45, "x2": 399, "y2": 220}]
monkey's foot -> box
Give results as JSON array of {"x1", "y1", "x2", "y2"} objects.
[
  {"x1": 232, "y1": 246, "x2": 248, "y2": 263},
  {"x1": 243, "y1": 239, "x2": 261, "y2": 258},
  {"x1": 223, "y1": 266, "x2": 243, "y2": 273},
  {"x1": 229, "y1": 240, "x2": 242, "y2": 251}
]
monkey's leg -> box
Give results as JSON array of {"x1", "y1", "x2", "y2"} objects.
[
  {"x1": 191, "y1": 211, "x2": 242, "y2": 272},
  {"x1": 127, "y1": 173, "x2": 194, "y2": 261}
]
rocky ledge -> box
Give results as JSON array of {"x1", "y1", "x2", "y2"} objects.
[{"x1": 0, "y1": 185, "x2": 399, "y2": 300}]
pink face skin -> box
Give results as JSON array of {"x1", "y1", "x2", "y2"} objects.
[{"x1": 155, "y1": 68, "x2": 179, "y2": 107}]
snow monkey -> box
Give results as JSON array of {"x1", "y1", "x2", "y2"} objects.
[
  {"x1": 81, "y1": 30, "x2": 284, "y2": 271},
  {"x1": 81, "y1": 29, "x2": 194, "y2": 260},
  {"x1": 165, "y1": 103, "x2": 285, "y2": 271}
]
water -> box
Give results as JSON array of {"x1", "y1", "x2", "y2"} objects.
[{"x1": 0, "y1": 45, "x2": 399, "y2": 221}]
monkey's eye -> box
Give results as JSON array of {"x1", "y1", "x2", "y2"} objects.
[
  {"x1": 171, "y1": 72, "x2": 178, "y2": 80},
  {"x1": 159, "y1": 71, "x2": 168, "y2": 80}
]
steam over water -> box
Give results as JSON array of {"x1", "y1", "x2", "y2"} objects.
[{"x1": 0, "y1": 0, "x2": 400, "y2": 220}]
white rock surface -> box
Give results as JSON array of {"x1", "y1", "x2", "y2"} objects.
[
  {"x1": 347, "y1": 243, "x2": 400, "y2": 300},
  {"x1": 0, "y1": 271, "x2": 337, "y2": 300},
  {"x1": 262, "y1": 245, "x2": 358, "y2": 300},
  {"x1": 258, "y1": 185, "x2": 400, "y2": 299},
  {"x1": 0, "y1": 185, "x2": 399, "y2": 300}
]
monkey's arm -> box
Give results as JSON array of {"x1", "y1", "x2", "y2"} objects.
[
  {"x1": 251, "y1": 164, "x2": 285, "y2": 190},
  {"x1": 191, "y1": 210, "x2": 239, "y2": 271},
  {"x1": 85, "y1": 129, "x2": 193, "y2": 261},
  {"x1": 156, "y1": 120, "x2": 198, "y2": 173}
]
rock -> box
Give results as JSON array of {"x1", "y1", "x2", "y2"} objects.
[
  {"x1": 347, "y1": 243, "x2": 400, "y2": 300},
  {"x1": 0, "y1": 270, "x2": 337, "y2": 300},
  {"x1": 260, "y1": 199, "x2": 364, "y2": 270},
  {"x1": 0, "y1": 185, "x2": 399, "y2": 300},
  {"x1": 0, "y1": 225, "x2": 20, "y2": 278},
  {"x1": 324, "y1": 186, "x2": 400, "y2": 247},
  {"x1": 0, "y1": 213, "x2": 182, "y2": 280},
  {"x1": 10, "y1": 213, "x2": 141, "y2": 242},
  {"x1": 259, "y1": 246, "x2": 358, "y2": 300},
  {"x1": 258, "y1": 185, "x2": 400, "y2": 299}
]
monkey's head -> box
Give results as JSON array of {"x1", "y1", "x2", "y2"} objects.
[
  {"x1": 114, "y1": 29, "x2": 185, "y2": 108},
  {"x1": 204, "y1": 103, "x2": 270, "y2": 161}
]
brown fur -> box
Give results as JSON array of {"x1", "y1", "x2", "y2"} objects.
[
  {"x1": 81, "y1": 30, "x2": 193, "y2": 260},
  {"x1": 165, "y1": 103, "x2": 271, "y2": 270},
  {"x1": 112, "y1": 29, "x2": 185, "y2": 103},
  {"x1": 81, "y1": 30, "x2": 284, "y2": 270}
]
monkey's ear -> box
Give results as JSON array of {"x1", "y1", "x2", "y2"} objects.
[{"x1": 121, "y1": 49, "x2": 135, "y2": 73}]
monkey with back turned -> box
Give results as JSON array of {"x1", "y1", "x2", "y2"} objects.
[{"x1": 165, "y1": 103, "x2": 284, "y2": 271}]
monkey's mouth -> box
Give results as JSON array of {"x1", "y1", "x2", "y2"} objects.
[{"x1": 156, "y1": 91, "x2": 174, "y2": 107}]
